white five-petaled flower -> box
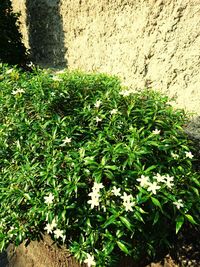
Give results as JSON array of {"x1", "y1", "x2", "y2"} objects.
[
  {"x1": 171, "y1": 152, "x2": 179, "y2": 159},
  {"x1": 121, "y1": 192, "x2": 135, "y2": 211},
  {"x1": 60, "y1": 137, "x2": 72, "y2": 146},
  {"x1": 88, "y1": 191, "x2": 100, "y2": 199},
  {"x1": 87, "y1": 197, "x2": 100, "y2": 209},
  {"x1": 88, "y1": 182, "x2": 104, "y2": 209},
  {"x1": 12, "y1": 88, "x2": 25, "y2": 95},
  {"x1": 185, "y1": 151, "x2": 194, "y2": 159},
  {"x1": 44, "y1": 193, "x2": 54, "y2": 205},
  {"x1": 119, "y1": 90, "x2": 132, "y2": 97},
  {"x1": 92, "y1": 182, "x2": 104, "y2": 192},
  {"x1": 154, "y1": 173, "x2": 166, "y2": 183},
  {"x1": 84, "y1": 253, "x2": 96, "y2": 267},
  {"x1": 95, "y1": 116, "x2": 102, "y2": 123},
  {"x1": 123, "y1": 200, "x2": 135, "y2": 212},
  {"x1": 173, "y1": 199, "x2": 184, "y2": 209},
  {"x1": 136, "y1": 175, "x2": 150, "y2": 187},
  {"x1": 147, "y1": 182, "x2": 161, "y2": 195},
  {"x1": 54, "y1": 228, "x2": 65, "y2": 240},
  {"x1": 94, "y1": 100, "x2": 102, "y2": 108},
  {"x1": 152, "y1": 128, "x2": 161, "y2": 135},
  {"x1": 111, "y1": 186, "x2": 121, "y2": 196},
  {"x1": 44, "y1": 223, "x2": 54, "y2": 234},
  {"x1": 110, "y1": 109, "x2": 118, "y2": 115},
  {"x1": 121, "y1": 192, "x2": 133, "y2": 203},
  {"x1": 165, "y1": 174, "x2": 174, "y2": 188}
]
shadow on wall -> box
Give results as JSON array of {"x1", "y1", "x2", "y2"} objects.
[{"x1": 26, "y1": 0, "x2": 67, "y2": 68}]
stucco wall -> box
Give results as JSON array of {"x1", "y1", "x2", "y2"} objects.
[{"x1": 11, "y1": 0, "x2": 200, "y2": 113}]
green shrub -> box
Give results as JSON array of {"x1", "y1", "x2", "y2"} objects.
[
  {"x1": 0, "y1": 0, "x2": 28, "y2": 65},
  {"x1": 0, "y1": 64, "x2": 200, "y2": 266}
]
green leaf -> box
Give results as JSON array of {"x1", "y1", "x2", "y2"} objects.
[
  {"x1": 184, "y1": 214, "x2": 198, "y2": 225},
  {"x1": 151, "y1": 197, "x2": 162, "y2": 211},
  {"x1": 116, "y1": 241, "x2": 129, "y2": 255},
  {"x1": 119, "y1": 216, "x2": 132, "y2": 231},
  {"x1": 153, "y1": 211, "x2": 160, "y2": 225},
  {"x1": 104, "y1": 165, "x2": 118, "y2": 170},
  {"x1": 104, "y1": 170, "x2": 114, "y2": 180},
  {"x1": 145, "y1": 165, "x2": 157, "y2": 173},
  {"x1": 134, "y1": 211, "x2": 144, "y2": 223},
  {"x1": 135, "y1": 206, "x2": 148, "y2": 214},
  {"x1": 190, "y1": 186, "x2": 199, "y2": 196},
  {"x1": 175, "y1": 215, "x2": 184, "y2": 234},
  {"x1": 103, "y1": 214, "x2": 118, "y2": 228},
  {"x1": 103, "y1": 241, "x2": 115, "y2": 255},
  {"x1": 192, "y1": 177, "x2": 200, "y2": 187}
]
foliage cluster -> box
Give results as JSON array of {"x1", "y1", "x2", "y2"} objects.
[
  {"x1": 0, "y1": 0, "x2": 28, "y2": 66},
  {"x1": 0, "y1": 64, "x2": 200, "y2": 266}
]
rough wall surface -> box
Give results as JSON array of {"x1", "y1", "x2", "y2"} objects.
[{"x1": 12, "y1": 0, "x2": 200, "y2": 113}]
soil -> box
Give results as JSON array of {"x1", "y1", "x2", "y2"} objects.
[{"x1": 0, "y1": 225, "x2": 199, "y2": 267}]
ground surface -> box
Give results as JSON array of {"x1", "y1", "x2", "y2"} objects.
[{"x1": 0, "y1": 225, "x2": 199, "y2": 267}]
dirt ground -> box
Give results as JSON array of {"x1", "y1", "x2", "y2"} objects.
[{"x1": 0, "y1": 225, "x2": 199, "y2": 267}]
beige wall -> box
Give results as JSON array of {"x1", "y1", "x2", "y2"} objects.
[{"x1": 12, "y1": 0, "x2": 200, "y2": 114}]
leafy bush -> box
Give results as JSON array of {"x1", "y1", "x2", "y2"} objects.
[
  {"x1": 0, "y1": 0, "x2": 28, "y2": 65},
  {"x1": 0, "y1": 64, "x2": 200, "y2": 266}
]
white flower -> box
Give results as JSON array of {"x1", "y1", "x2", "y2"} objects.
[
  {"x1": 122, "y1": 200, "x2": 135, "y2": 212},
  {"x1": 84, "y1": 254, "x2": 96, "y2": 267},
  {"x1": 12, "y1": 88, "x2": 25, "y2": 95},
  {"x1": 44, "y1": 223, "x2": 54, "y2": 234},
  {"x1": 95, "y1": 116, "x2": 102, "y2": 123},
  {"x1": 121, "y1": 192, "x2": 133, "y2": 203},
  {"x1": 136, "y1": 175, "x2": 150, "y2": 187},
  {"x1": 54, "y1": 228, "x2": 65, "y2": 240},
  {"x1": 50, "y1": 92, "x2": 56, "y2": 96},
  {"x1": 173, "y1": 199, "x2": 184, "y2": 209},
  {"x1": 87, "y1": 197, "x2": 100, "y2": 209},
  {"x1": 94, "y1": 100, "x2": 102, "y2": 108},
  {"x1": 27, "y1": 61, "x2": 34, "y2": 68},
  {"x1": 92, "y1": 182, "x2": 104, "y2": 192},
  {"x1": 50, "y1": 218, "x2": 57, "y2": 229},
  {"x1": 154, "y1": 173, "x2": 166, "y2": 183},
  {"x1": 185, "y1": 151, "x2": 194, "y2": 159},
  {"x1": 171, "y1": 152, "x2": 179, "y2": 159},
  {"x1": 44, "y1": 193, "x2": 54, "y2": 205},
  {"x1": 52, "y1": 75, "x2": 62, "y2": 82},
  {"x1": 88, "y1": 191, "x2": 100, "y2": 199},
  {"x1": 111, "y1": 186, "x2": 121, "y2": 196},
  {"x1": 110, "y1": 109, "x2": 118, "y2": 115},
  {"x1": 147, "y1": 182, "x2": 161, "y2": 194},
  {"x1": 165, "y1": 174, "x2": 174, "y2": 188},
  {"x1": 119, "y1": 90, "x2": 131, "y2": 97},
  {"x1": 88, "y1": 182, "x2": 104, "y2": 208},
  {"x1": 120, "y1": 192, "x2": 135, "y2": 211},
  {"x1": 152, "y1": 128, "x2": 161, "y2": 135},
  {"x1": 60, "y1": 137, "x2": 72, "y2": 146}
]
